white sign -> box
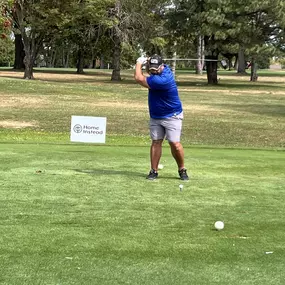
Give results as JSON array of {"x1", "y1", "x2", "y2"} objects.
[{"x1": 70, "y1": 116, "x2": 106, "y2": 143}]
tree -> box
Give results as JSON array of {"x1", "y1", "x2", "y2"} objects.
[
  {"x1": 62, "y1": 0, "x2": 114, "y2": 74},
  {"x1": 165, "y1": 0, "x2": 285, "y2": 84},
  {"x1": 165, "y1": 1, "x2": 205, "y2": 74},
  {"x1": 1, "y1": 0, "x2": 113, "y2": 78},
  {"x1": 0, "y1": 1, "x2": 14, "y2": 66},
  {"x1": 0, "y1": 31, "x2": 13, "y2": 66},
  {"x1": 165, "y1": 0, "x2": 223, "y2": 84},
  {"x1": 13, "y1": 33, "x2": 25, "y2": 69},
  {"x1": 0, "y1": 0, "x2": 12, "y2": 40},
  {"x1": 4, "y1": 0, "x2": 69, "y2": 79},
  {"x1": 1, "y1": 1, "x2": 25, "y2": 69},
  {"x1": 109, "y1": 0, "x2": 170, "y2": 81},
  {"x1": 224, "y1": 0, "x2": 285, "y2": 80}
]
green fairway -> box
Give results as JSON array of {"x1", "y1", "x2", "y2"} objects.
[
  {"x1": 0, "y1": 143, "x2": 285, "y2": 285},
  {"x1": 0, "y1": 68, "x2": 284, "y2": 148},
  {"x1": 0, "y1": 68, "x2": 285, "y2": 284}
]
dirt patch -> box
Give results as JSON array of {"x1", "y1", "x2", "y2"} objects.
[
  {"x1": 88, "y1": 101, "x2": 147, "y2": 109},
  {"x1": 0, "y1": 95, "x2": 50, "y2": 108},
  {"x1": 0, "y1": 71, "x2": 24, "y2": 79},
  {"x1": 0, "y1": 70, "x2": 108, "y2": 82},
  {"x1": 0, "y1": 120, "x2": 38, "y2": 128},
  {"x1": 183, "y1": 104, "x2": 232, "y2": 115},
  {"x1": 35, "y1": 72, "x2": 108, "y2": 82},
  {"x1": 179, "y1": 88, "x2": 285, "y2": 95}
]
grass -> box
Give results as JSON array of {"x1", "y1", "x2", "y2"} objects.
[
  {"x1": 1, "y1": 143, "x2": 285, "y2": 285},
  {"x1": 0, "y1": 68, "x2": 285, "y2": 284},
  {"x1": 0, "y1": 67, "x2": 284, "y2": 148}
]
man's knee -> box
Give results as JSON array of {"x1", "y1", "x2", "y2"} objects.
[
  {"x1": 152, "y1": 139, "x2": 163, "y2": 146},
  {"x1": 169, "y1": 141, "x2": 182, "y2": 151}
]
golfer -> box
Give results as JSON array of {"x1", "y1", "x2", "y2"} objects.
[{"x1": 134, "y1": 54, "x2": 189, "y2": 180}]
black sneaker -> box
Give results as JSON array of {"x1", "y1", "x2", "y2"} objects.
[
  {"x1": 178, "y1": 168, "x2": 189, "y2": 180},
  {"x1": 146, "y1": 169, "x2": 158, "y2": 180}
]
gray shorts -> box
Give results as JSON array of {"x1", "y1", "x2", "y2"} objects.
[{"x1": 149, "y1": 112, "x2": 183, "y2": 142}]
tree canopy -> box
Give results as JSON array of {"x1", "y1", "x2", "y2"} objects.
[{"x1": 1, "y1": 0, "x2": 285, "y2": 83}]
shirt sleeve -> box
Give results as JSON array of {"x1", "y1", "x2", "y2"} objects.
[{"x1": 147, "y1": 75, "x2": 170, "y2": 90}]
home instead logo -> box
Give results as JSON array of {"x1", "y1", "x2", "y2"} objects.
[
  {"x1": 73, "y1": 124, "x2": 104, "y2": 135},
  {"x1": 73, "y1": 124, "x2": 83, "y2": 133},
  {"x1": 70, "y1": 116, "x2": 106, "y2": 143}
]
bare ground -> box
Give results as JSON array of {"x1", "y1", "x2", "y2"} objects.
[
  {"x1": 0, "y1": 120, "x2": 38, "y2": 128},
  {"x1": 0, "y1": 70, "x2": 284, "y2": 129}
]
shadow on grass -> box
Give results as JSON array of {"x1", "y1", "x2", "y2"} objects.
[
  {"x1": 74, "y1": 168, "x2": 144, "y2": 178},
  {"x1": 0, "y1": 67, "x2": 112, "y2": 76},
  {"x1": 0, "y1": 67, "x2": 136, "y2": 84},
  {"x1": 38, "y1": 77, "x2": 136, "y2": 85},
  {"x1": 177, "y1": 81, "x2": 285, "y2": 90},
  {"x1": 175, "y1": 69, "x2": 285, "y2": 77},
  {"x1": 74, "y1": 168, "x2": 182, "y2": 180},
  {"x1": 216, "y1": 69, "x2": 285, "y2": 77},
  {"x1": 2, "y1": 67, "x2": 283, "y2": 89},
  {"x1": 214, "y1": 103, "x2": 285, "y2": 117},
  {"x1": 0, "y1": 74, "x2": 138, "y2": 86}
]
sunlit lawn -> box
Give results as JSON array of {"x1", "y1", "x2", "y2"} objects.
[{"x1": 0, "y1": 68, "x2": 284, "y2": 284}]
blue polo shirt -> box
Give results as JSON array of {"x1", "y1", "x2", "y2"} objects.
[{"x1": 146, "y1": 65, "x2": 182, "y2": 119}]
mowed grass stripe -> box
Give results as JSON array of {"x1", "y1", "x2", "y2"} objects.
[{"x1": 0, "y1": 143, "x2": 285, "y2": 284}]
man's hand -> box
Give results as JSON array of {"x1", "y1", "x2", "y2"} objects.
[
  {"x1": 136, "y1": 56, "x2": 148, "y2": 65},
  {"x1": 134, "y1": 57, "x2": 150, "y2": 89}
]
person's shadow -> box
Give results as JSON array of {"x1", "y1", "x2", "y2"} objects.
[
  {"x1": 74, "y1": 168, "x2": 145, "y2": 178},
  {"x1": 74, "y1": 168, "x2": 182, "y2": 180}
]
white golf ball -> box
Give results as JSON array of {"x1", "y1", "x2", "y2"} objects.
[
  {"x1": 214, "y1": 221, "x2": 224, "y2": 230},
  {"x1": 158, "y1": 164, "x2": 164, "y2": 170},
  {"x1": 179, "y1": 184, "x2": 183, "y2": 190}
]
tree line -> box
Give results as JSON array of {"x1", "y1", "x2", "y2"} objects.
[{"x1": 1, "y1": 0, "x2": 285, "y2": 84}]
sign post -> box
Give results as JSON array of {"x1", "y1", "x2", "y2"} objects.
[{"x1": 70, "y1": 116, "x2": 107, "y2": 143}]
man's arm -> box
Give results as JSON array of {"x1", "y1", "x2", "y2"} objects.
[{"x1": 134, "y1": 58, "x2": 150, "y2": 88}]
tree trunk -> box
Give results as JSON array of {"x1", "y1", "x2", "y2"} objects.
[
  {"x1": 111, "y1": 32, "x2": 121, "y2": 81},
  {"x1": 172, "y1": 42, "x2": 177, "y2": 76},
  {"x1": 205, "y1": 56, "x2": 218, "y2": 84},
  {"x1": 23, "y1": 53, "x2": 34, "y2": 79},
  {"x1": 14, "y1": 3, "x2": 41, "y2": 79},
  {"x1": 196, "y1": 35, "x2": 204, "y2": 75},
  {"x1": 21, "y1": 36, "x2": 36, "y2": 79},
  {"x1": 237, "y1": 47, "x2": 246, "y2": 74},
  {"x1": 91, "y1": 59, "x2": 96, "y2": 69},
  {"x1": 51, "y1": 49, "x2": 57, "y2": 68},
  {"x1": 62, "y1": 49, "x2": 65, "y2": 67},
  {"x1": 111, "y1": 1, "x2": 122, "y2": 81},
  {"x1": 227, "y1": 56, "x2": 233, "y2": 70},
  {"x1": 19, "y1": 25, "x2": 38, "y2": 79},
  {"x1": 13, "y1": 34, "x2": 25, "y2": 70},
  {"x1": 76, "y1": 48, "x2": 84, "y2": 74},
  {"x1": 250, "y1": 58, "x2": 258, "y2": 82},
  {"x1": 100, "y1": 56, "x2": 105, "y2": 69},
  {"x1": 233, "y1": 55, "x2": 238, "y2": 69},
  {"x1": 65, "y1": 52, "x2": 70, "y2": 68},
  {"x1": 90, "y1": 49, "x2": 96, "y2": 68}
]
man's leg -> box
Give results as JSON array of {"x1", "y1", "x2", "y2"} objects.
[
  {"x1": 163, "y1": 115, "x2": 185, "y2": 170},
  {"x1": 163, "y1": 114, "x2": 189, "y2": 180},
  {"x1": 149, "y1": 118, "x2": 164, "y2": 173},
  {"x1": 150, "y1": 139, "x2": 163, "y2": 171},
  {"x1": 169, "y1": 141, "x2": 185, "y2": 170},
  {"x1": 169, "y1": 141, "x2": 189, "y2": 180}
]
